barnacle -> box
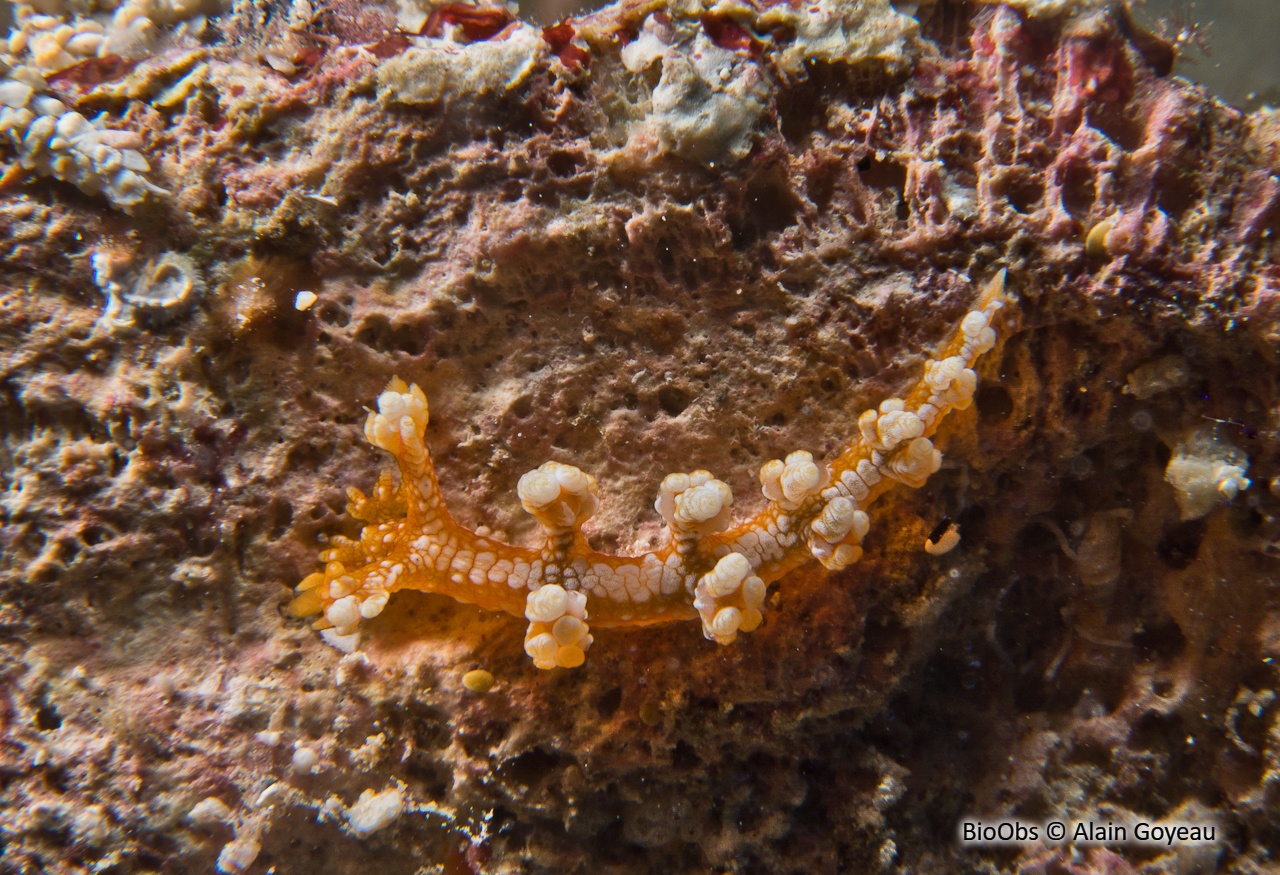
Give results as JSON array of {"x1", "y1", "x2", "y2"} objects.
[{"x1": 290, "y1": 272, "x2": 1009, "y2": 668}]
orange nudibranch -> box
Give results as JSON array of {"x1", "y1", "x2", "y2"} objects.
[{"x1": 290, "y1": 271, "x2": 1008, "y2": 669}]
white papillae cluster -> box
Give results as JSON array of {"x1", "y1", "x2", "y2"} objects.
[
  {"x1": 365, "y1": 381, "x2": 430, "y2": 450},
  {"x1": 807, "y1": 494, "x2": 871, "y2": 570},
  {"x1": 760, "y1": 450, "x2": 829, "y2": 510},
  {"x1": 0, "y1": 0, "x2": 212, "y2": 207},
  {"x1": 292, "y1": 274, "x2": 1007, "y2": 669},
  {"x1": 805, "y1": 280, "x2": 999, "y2": 570},
  {"x1": 655, "y1": 470, "x2": 733, "y2": 537},
  {"x1": 523, "y1": 583, "x2": 594, "y2": 669},
  {"x1": 293, "y1": 380, "x2": 428, "y2": 636},
  {"x1": 7, "y1": 0, "x2": 210, "y2": 71},
  {"x1": 517, "y1": 461, "x2": 599, "y2": 533},
  {"x1": 0, "y1": 67, "x2": 166, "y2": 207},
  {"x1": 693, "y1": 552, "x2": 765, "y2": 645}
]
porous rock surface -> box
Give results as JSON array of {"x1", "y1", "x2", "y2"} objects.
[{"x1": 1, "y1": 0, "x2": 1279, "y2": 872}]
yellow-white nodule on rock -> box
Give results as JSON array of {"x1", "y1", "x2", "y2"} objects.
[
  {"x1": 694, "y1": 553, "x2": 766, "y2": 645},
  {"x1": 346, "y1": 787, "x2": 405, "y2": 837},
  {"x1": 524, "y1": 584, "x2": 593, "y2": 669},
  {"x1": 924, "y1": 523, "x2": 962, "y2": 556}
]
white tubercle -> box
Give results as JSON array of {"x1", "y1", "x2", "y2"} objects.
[
  {"x1": 807, "y1": 496, "x2": 871, "y2": 571},
  {"x1": 359, "y1": 590, "x2": 390, "y2": 619},
  {"x1": 655, "y1": 470, "x2": 733, "y2": 535},
  {"x1": 760, "y1": 450, "x2": 829, "y2": 510},
  {"x1": 325, "y1": 595, "x2": 361, "y2": 636},
  {"x1": 875, "y1": 406, "x2": 925, "y2": 450},
  {"x1": 886, "y1": 436, "x2": 942, "y2": 488},
  {"x1": 365, "y1": 380, "x2": 429, "y2": 454},
  {"x1": 517, "y1": 466, "x2": 561, "y2": 509},
  {"x1": 693, "y1": 553, "x2": 766, "y2": 645},
  {"x1": 810, "y1": 496, "x2": 859, "y2": 543},
  {"x1": 518, "y1": 462, "x2": 599, "y2": 531},
  {"x1": 524, "y1": 584, "x2": 593, "y2": 669},
  {"x1": 525, "y1": 583, "x2": 568, "y2": 622},
  {"x1": 960, "y1": 308, "x2": 998, "y2": 359},
  {"x1": 923, "y1": 355, "x2": 977, "y2": 410}
]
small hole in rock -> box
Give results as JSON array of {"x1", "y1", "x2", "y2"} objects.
[
  {"x1": 511, "y1": 395, "x2": 534, "y2": 418},
  {"x1": 657, "y1": 385, "x2": 692, "y2": 417},
  {"x1": 1156, "y1": 519, "x2": 1206, "y2": 569}
]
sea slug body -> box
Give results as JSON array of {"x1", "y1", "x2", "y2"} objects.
[{"x1": 290, "y1": 272, "x2": 1009, "y2": 668}]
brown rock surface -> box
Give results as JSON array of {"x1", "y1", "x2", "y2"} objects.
[{"x1": 2, "y1": 0, "x2": 1279, "y2": 872}]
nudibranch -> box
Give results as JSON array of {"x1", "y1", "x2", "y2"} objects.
[{"x1": 289, "y1": 272, "x2": 1008, "y2": 669}]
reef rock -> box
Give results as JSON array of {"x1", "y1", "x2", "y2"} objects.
[{"x1": 1, "y1": 0, "x2": 1279, "y2": 872}]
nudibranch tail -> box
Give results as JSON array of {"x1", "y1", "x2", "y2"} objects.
[{"x1": 290, "y1": 272, "x2": 1008, "y2": 668}]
